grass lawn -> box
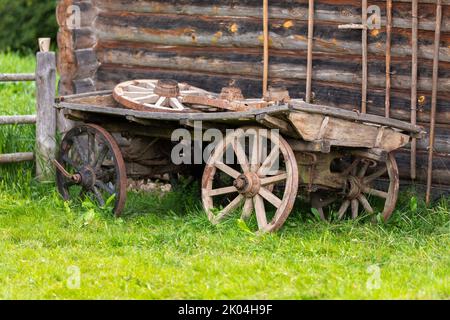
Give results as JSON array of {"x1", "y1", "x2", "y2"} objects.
[{"x1": 0, "y1": 53, "x2": 449, "y2": 300}]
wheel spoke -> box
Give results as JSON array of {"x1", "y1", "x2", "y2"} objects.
[
  {"x1": 233, "y1": 138, "x2": 250, "y2": 173},
  {"x1": 128, "y1": 84, "x2": 150, "y2": 92},
  {"x1": 62, "y1": 154, "x2": 80, "y2": 170},
  {"x1": 169, "y1": 98, "x2": 185, "y2": 110},
  {"x1": 64, "y1": 180, "x2": 76, "y2": 188},
  {"x1": 87, "y1": 132, "x2": 95, "y2": 165},
  {"x1": 214, "y1": 162, "x2": 240, "y2": 179},
  {"x1": 351, "y1": 199, "x2": 359, "y2": 219},
  {"x1": 342, "y1": 159, "x2": 360, "y2": 176},
  {"x1": 94, "y1": 144, "x2": 109, "y2": 169},
  {"x1": 95, "y1": 180, "x2": 115, "y2": 195},
  {"x1": 364, "y1": 167, "x2": 387, "y2": 183},
  {"x1": 358, "y1": 195, "x2": 374, "y2": 214},
  {"x1": 72, "y1": 137, "x2": 88, "y2": 164},
  {"x1": 209, "y1": 186, "x2": 238, "y2": 197},
  {"x1": 250, "y1": 134, "x2": 260, "y2": 172},
  {"x1": 214, "y1": 194, "x2": 244, "y2": 223},
  {"x1": 92, "y1": 186, "x2": 105, "y2": 207},
  {"x1": 154, "y1": 96, "x2": 167, "y2": 108},
  {"x1": 134, "y1": 94, "x2": 159, "y2": 101},
  {"x1": 258, "y1": 147, "x2": 280, "y2": 176},
  {"x1": 260, "y1": 172, "x2": 287, "y2": 186},
  {"x1": 241, "y1": 198, "x2": 253, "y2": 220},
  {"x1": 337, "y1": 200, "x2": 350, "y2": 219},
  {"x1": 253, "y1": 195, "x2": 268, "y2": 230},
  {"x1": 363, "y1": 187, "x2": 388, "y2": 199},
  {"x1": 259, "y1": 187, "x2": 282, "y2": 208},
  {"x1": 358, "y1": 161, "x2": 370, "y2": 178}
]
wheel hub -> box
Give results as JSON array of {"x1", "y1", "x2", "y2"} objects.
[
  {"x1": 154, "y1": 79, "x2": 180, "y2": 98},
  {"x1": 78, "y1": 166, "x2": 96, "y2": 189},
  {"x1": 233, "y1": 173, "x2": 261, "y2": 197},
  {"x1": 346, "y1": 175, "x2": 363, "y2": 200}
]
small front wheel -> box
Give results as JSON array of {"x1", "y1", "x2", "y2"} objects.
[{"x1": 56, "y1": 124, "x2": 127, "y2": 216}]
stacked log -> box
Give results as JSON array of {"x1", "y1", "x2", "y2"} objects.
[{"x1": 56, "y1": 0, "x2": 450, "y2": 190}]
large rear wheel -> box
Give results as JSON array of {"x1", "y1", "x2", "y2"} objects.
[{"x1": 202, "y1": 127, "x2": 299, "y2": 233}]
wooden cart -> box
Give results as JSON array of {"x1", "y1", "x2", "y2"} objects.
[{"x1": 54, "y1": 90, "x2": 424, "y2": 233}]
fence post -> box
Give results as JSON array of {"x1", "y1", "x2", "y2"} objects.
[{"x1": 36, "y1": 50, "x2": 57, "y2": 181}]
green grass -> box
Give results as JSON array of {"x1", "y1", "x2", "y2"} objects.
[
  {"x1": 0, "y1": 52, "x2": 36, "y2": 185},
  {"x1": 0, "y1": 53, "x2": 449, "y2": 300}
]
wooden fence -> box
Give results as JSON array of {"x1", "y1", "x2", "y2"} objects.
[{"x1": 0, "y1": 51, "x2": 56, "y2": 180}]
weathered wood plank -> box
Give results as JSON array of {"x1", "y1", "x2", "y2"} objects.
[
  {"x1": 58, "y1": 101, "x2": 289, "y2": 122},
  {"x1": 0, "y1": 115, "x2": 37, "y2": 125},
  {"x1": 288, "y1": 110, "x2": 411, "y2": 151},
  {"x1": 96, "y1": 44, "x2": 450, "y2": 93},
  {"x1": 0, "y1": 152, "x2": 34, "y2": 164},
  {"x1": 94, "y1": 0, "x2": 450, "y2": 32},
  {"x1": 0, "y1": 74, "x2": 35, "y2": 82},
  {"x1": 290, "y1": 100, "x2": 424, "y2": 134},
  {"x1": 94, "y1": 12, "x2": 450, "y2": 62},
  {"x1": 36, "y1": 52, "x2": 57, "y2": 181}
]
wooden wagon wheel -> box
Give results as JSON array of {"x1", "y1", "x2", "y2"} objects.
[
  {"x1": 55, "y1": 124, "x2": 127, "y2": 216},
  {"x1": 312, "y1": 153, "x2": 399, "y2": 222},
  {"x1": 113, "y1": 79, "x2": 213, "y2": 112},
  {"x1": 202, "y1": 127, "x2": 299, "y2": 233}
]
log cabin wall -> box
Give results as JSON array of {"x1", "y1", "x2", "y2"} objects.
[{"x1": 56, "y1": 0, "x2": 450, "y2": 192}]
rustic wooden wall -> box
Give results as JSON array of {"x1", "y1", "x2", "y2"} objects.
[{"x1": 56, "y1": 0, "x2": 450, "y2": 192}]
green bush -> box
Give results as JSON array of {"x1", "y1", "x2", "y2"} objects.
[{"x1": 0, "y1": 0, "x2": 57, "y2": 53}]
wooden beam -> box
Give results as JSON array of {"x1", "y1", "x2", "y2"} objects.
[
  {"x1": 0, "y1": 152, "x2": 34, "y2": 164},
  {"x1": 262, "y1": 0, "x2": 269, "y2": 96},
  {"x1": 385, "y1": 0, "x2": 393, "y2": 118},
  {"x1": 426, "y1": 0, "x2": 443, "y2": 204},
  {"x1": 0, "y1": 73, "x2": 35, "y2": 82},
  {"x1": 411, "y1": 0, "x2": 419, "y2": 180},
  {"x1": 35, "y1": 51, "x2": 57, "y2": 181},
  {"x1": 305, "y1": 0, "x2": 314, "y2": 103},
  {"x1": 290, "y1": 100, "x2": 424, "y2": 134},
  {"x1": 362, "y1": 0, "x2": 368, "y2": 114},
  {"x1": 0, "y1": 115, "x2": 36, "y2": 125}
]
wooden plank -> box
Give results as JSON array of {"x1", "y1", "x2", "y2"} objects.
[
  {"x1": 426, "y1": 0, "x2": 443, "y2": 204},
  {"x1": 96, "y1": 45, "x2": 450, "y2": 93},
  {"x1": 288, "y1": 111, "x2": 410, "y2": 151},
  {"x1": 290, "y1": 100, "x2": 424, "y2": 134},
  {"x1": 36, "y1": 52, "x2": 57, "y2": 181},
  {"x1": 93, "y1": 1, "x2": 450, "y2": 32},
  {"x1": 58, "y1": 90, "x2": 113, "y2": 102},
  {"x1": 0, "y1": 74, "x2": 35, "y2": 82},
  {"x1": 58, "y1": 101, "x2": 289, "y2": 122},
  {"x1": 93, "y1": 12, "x2": 450, "y2": 62},
  {"x1": 0, "y1": 152, "x2": 34, "y2": 164},
  {"x1": 255, "y1": 114, "x2": 299, "y2": 138},
  {"x1": 0, "y1": 115, "x2": 37, "y2": 125}
]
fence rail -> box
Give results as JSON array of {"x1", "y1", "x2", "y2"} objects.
[
  {"x1": 0, "y1": 49, "x2": 56, "y2": 181},
  {"x1": 0, "y1": 73, "x2": 36, "y2": 82}
]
